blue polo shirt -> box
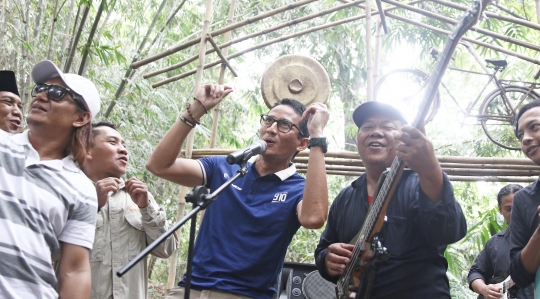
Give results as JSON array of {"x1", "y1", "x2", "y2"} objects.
[{"x1": 179, "y1": 156, "x2": 304, "y2": 299}]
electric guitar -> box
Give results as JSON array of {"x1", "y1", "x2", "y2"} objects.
[{"x1": 335, "y1": 1, "x2": 490, "y2": 298}]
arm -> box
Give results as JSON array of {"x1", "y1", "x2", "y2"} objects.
[
  {"x1": 125, "y1": 178, "x2": 177, "y2": 258},
  {"x1": 57, "y1": 242, "x2": 91, "y2": 299},
  {"x1": 146, "y1": 84, "x2": 233, "y2": 186},
  {"x1": 297, "y1": 103, "x2": 330, "y2": 229},
  {"x1": 395, "y1": 125, "x2": 443, "y2": 203},
  {"x1": 469, "y1": 240, "x2": 502, "y2": 298},
  {"x1": 510, "y1": 194, "x2": 540, "y2": 287}
]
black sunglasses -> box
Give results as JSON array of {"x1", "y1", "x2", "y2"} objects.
[{"x1": 31, "y1": 83, "x2": 87, "y2": 112}]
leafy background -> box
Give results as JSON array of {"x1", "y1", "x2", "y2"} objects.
[{"x1": 2, "y1": 0, "x2": 540, "y2": 298}]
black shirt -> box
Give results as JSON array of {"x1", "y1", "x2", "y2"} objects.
[
  {"x1": 510, "y1": 180, "x2": 540, "y2": 288},
  {"x1": 315, "y1": 170, "x2": 467, "y2": 299},
  {"x1": 468, "y1": 228, "x2": 534, "y2": 298}
]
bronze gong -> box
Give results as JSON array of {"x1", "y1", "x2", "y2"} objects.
[{"x1": 261, "y1": 54, "x2": 330, "y2": 108}]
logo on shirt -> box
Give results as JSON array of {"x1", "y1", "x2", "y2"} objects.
[
  {"x1": 223, "y1": 173, "x2": 229, "y2": 179},
  {"x1": 272, "y1": 192, "x2": 288, "y2": 203},
  {"x1": 232, "y1": 184, "x2": 242, "y2": 191}
]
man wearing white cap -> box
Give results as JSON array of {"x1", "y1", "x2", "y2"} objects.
[
  {"x1": 0, "y1": 60, "x2": 101, "y2": 299},
  {"x1": 0, "y1": 70, "x2": 23, "y2": 133}
]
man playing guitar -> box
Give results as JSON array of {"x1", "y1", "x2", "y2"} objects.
[{"x1": 315, "y1": 101, "x2": 467, "y2": 299}]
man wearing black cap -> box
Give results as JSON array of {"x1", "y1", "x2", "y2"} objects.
[
  {"x1": 0, "y1": 70, "x2": 23, "y2": 133},
  {"x1": 0, "y1": 60, "x2": 100, "y2": 299},
  {"x1": 315, "y1": 101, "x2": 466, "y2": 299}
]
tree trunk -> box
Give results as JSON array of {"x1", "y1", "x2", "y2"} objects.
[{"x1": 147, "y1": 255, "x2": 157, "y2": 280}]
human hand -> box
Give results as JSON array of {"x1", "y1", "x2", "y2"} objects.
[
  {"x1": 393, "y1": 125, "x2": 440, "y2": 176},
  {"x1": 125, "y1": 177, "x2": 149, "y2": 208},
  {"x1": 301, "y1": 102, "x2": 330, "y2": 138},
  {"x1": 481, "y1": 284, "x2": 503, "y2": 299},
  {"x1": 192, "y1": 83, "x2": 234, "y2": 116},
  {"x1": 325, "y1": 243, "x2": 355, "y2": 277},
  {"x1": 95, "y1": 177, "x2": 122, "y2": 208}
]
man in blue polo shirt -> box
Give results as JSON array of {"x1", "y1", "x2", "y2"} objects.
[{"x1": 146, "y1": 83, "x2": 330, "y2": 299}]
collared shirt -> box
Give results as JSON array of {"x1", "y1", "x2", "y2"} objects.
[
  {"x1": 510, "y1": 180, "x2": 540, "y2": 288},
  {"x1": 0, "y1": 130, "x2": 97, "y2": 299},
  {"x1": 90, "y1": 179, "x2": 177, "y2": 299},
  {"x1": 469, "y1": 228, "x2": 534, "y2": 298},
  {"x1": 180, "y1": 156, "x2": 305, "y2": 299},
  {"x1": 315, "y1": 170, "x2": 467, "y2": 299}
]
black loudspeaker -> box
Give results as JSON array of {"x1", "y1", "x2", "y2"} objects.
[{"x1": 274, "y1": 262, "x2": 336, "y2": 299}]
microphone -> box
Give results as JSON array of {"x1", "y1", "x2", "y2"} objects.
[{"x1": 226, "y1": 140, "x2": 267, "y2": 165}]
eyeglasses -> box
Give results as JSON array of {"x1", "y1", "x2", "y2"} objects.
[
  {"x1": 31, "y1": 83, "x2": 87, "y2": 112},
  {"x1": 260, "y1": 114, "x2": 302, "y2": 134}
]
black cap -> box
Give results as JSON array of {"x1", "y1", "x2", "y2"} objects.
[
  {"x1": 0, "y1": 70, "x2": 20, "y2": 96},
  {"x1": 352, "y1": 101, "x2": 407, "y2": 127}
]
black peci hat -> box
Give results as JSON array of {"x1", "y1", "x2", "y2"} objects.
[
  {"x1": 0, "y1": 70, "x2": 20, "y2": 97},
  {"x1": 352, "y1": 101, "x2": 407, "y2": 128}
]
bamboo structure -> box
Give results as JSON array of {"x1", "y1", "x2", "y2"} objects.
[
  {"x1": 384, "y1": 0, "x2": 540, "y2": 53},
  {"x1": 131, "y1": 0, "x2": 318, "y2": 69},
  {"x1": 185, "y1": 149, "x2": 540, "y2": 182},
  {"x1": 366, "y1": 0, "x2": 374, "y2": 101},
  {"x1": 210, "y1": 0, "x2": 237, "y2": 148},
  {"x1": 430, "y1": 0, "x2": 540, "y2": 32},
  {"x1": 150, "y1": 0, "x2": 425, "y2": 88},
  {"x1": 143, "y1": 0, "x2": 367, "y2": 79},
  {"x1": 206, "y1": 34, "x2": 237, "y2": 77}
]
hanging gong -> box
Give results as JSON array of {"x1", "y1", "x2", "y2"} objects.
[{"x1": 261, "y1": 54, "x2": 330, "y2": 108}]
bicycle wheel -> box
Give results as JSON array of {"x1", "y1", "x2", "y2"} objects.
[
  {"x1": 480, "y1": 85, "x2": 540, "y2": 150},
  {"x1": 374, "y1": 69, "x2": 441, "y2": 125}
]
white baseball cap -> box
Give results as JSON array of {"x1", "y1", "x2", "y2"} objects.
[{"x1": 31, "y1": 60, "x2": 101, "y2": 119}]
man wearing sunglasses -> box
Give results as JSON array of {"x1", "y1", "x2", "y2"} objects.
[
  {"x1": 0, "y1": 70, "x2": 23, "y2": 133},
  {"x1": 0, "y1": 60, "x2": 100, "y2": 299},
  {"x1": 146, "y1": 84, "x2": 330, "y2": 299}
]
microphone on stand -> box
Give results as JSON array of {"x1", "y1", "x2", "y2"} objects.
[{"x1": 226, "y1": 140, "x2": 267, "y2": 165}]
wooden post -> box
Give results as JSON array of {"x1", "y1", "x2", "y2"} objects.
[
  {"x1": 366, "y1": 0, "x2": 373, "y2": 101},
  {"x1": 210, "y1": 0, "x2": 237, "y2": 148},
  {"x1": 165, "y1": 0, "x2": 213, "y2": 293}
]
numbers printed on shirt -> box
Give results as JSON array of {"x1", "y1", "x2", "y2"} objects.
[{"x1": 272, "y1": 192, "x2": 288, "y2": 202}]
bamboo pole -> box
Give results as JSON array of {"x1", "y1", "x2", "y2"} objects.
[
  {"x1": 429, "y1": 0, "x2": 540, "y2": 31},
  {"x1": 46, "y1": 0, "x2": 60, "y2": 59},
  {"x1": 79, "y1": 0, "x2": 107, "y2": 76},
  {"x1": 209, "y1": 0, "x2": 237, "y2": 148},
  {"x1": 384, "y1": 0, "x2": 540, "y2": 53},
  {"x1": 144, "y1": 0, "x2": 368, "y2": 79},
  {"x1": 65, "y1": 3, "x2": 90, "y2": 73},
  {"x1": 366, "y1": 0, "x2": 373, "y2": 101},
  {"x1": 131, "y1": 0, "x2": 318, "y2": 69},
  {"x1": 373, "y1": 21, "x2": 382, "y2": 87},
  {"x1": 206, "y1": 34, "x2": 237, "y2": 77},
  {"x1": 103, "y1": 0, "x2": 172, "y2": 118},
  {"x1": 60, "y1": 0, "x2": 76, "y2": 62},
  {"x1": 151, "y1": 0, "x2": 425, "y2": 88},
  {"x1": 384, "y1": 12, "x2": 540, "y2": 65},
  {"x1": 166, "y1": 0, "x2": 213, "y2": 291}
]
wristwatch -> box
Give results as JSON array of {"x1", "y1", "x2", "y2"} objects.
[{"x1": 308, "y1": 137, "x2": 327, "y2": 153}]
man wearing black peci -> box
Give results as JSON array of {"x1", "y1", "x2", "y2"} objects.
[{"x1": 315, "y1": 101, "x2": 467, "y2": 299}]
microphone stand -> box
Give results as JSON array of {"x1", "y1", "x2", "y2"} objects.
[{"x1": 117, "y1": 161, "x2": 250, "y2": 299}]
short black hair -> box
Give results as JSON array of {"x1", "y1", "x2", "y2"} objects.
[
  {"x1": 91, "y1": 121, "x2": 118, "y2": 143},
  {"x1": 497, "y1": 183, "x2": 523, "y2": 206},
  {"x1": 515, "y1": 99, "x2": 540, "y2": 137},
  {"x1": 270, "y1": 98, "x2": 309, "y2": 138}
]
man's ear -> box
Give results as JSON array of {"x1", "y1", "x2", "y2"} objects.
[
  {"x1": 296, "y1": 136, "x2": 309, "y2": 152},
  {"x1": 72, "y1": 111, "x2": 91, "y2": 128}
]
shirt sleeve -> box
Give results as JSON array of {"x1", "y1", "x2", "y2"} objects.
[
  {"x1": 140, "y1": 192, "x2": 178, "y2": 258},
  {"x1": 510, "y1": 190, "x2": 537, "y2": 288},
  {"x1": 412, "y1": 172, "x2": 467, "y2": 246},
  {"x1": 468, "y1": 238, "x2": 494, "y2": 289}
]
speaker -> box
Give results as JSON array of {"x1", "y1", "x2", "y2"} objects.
[{"x1": 274, "y1": 262, "x2": 336, "y2": 299}]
